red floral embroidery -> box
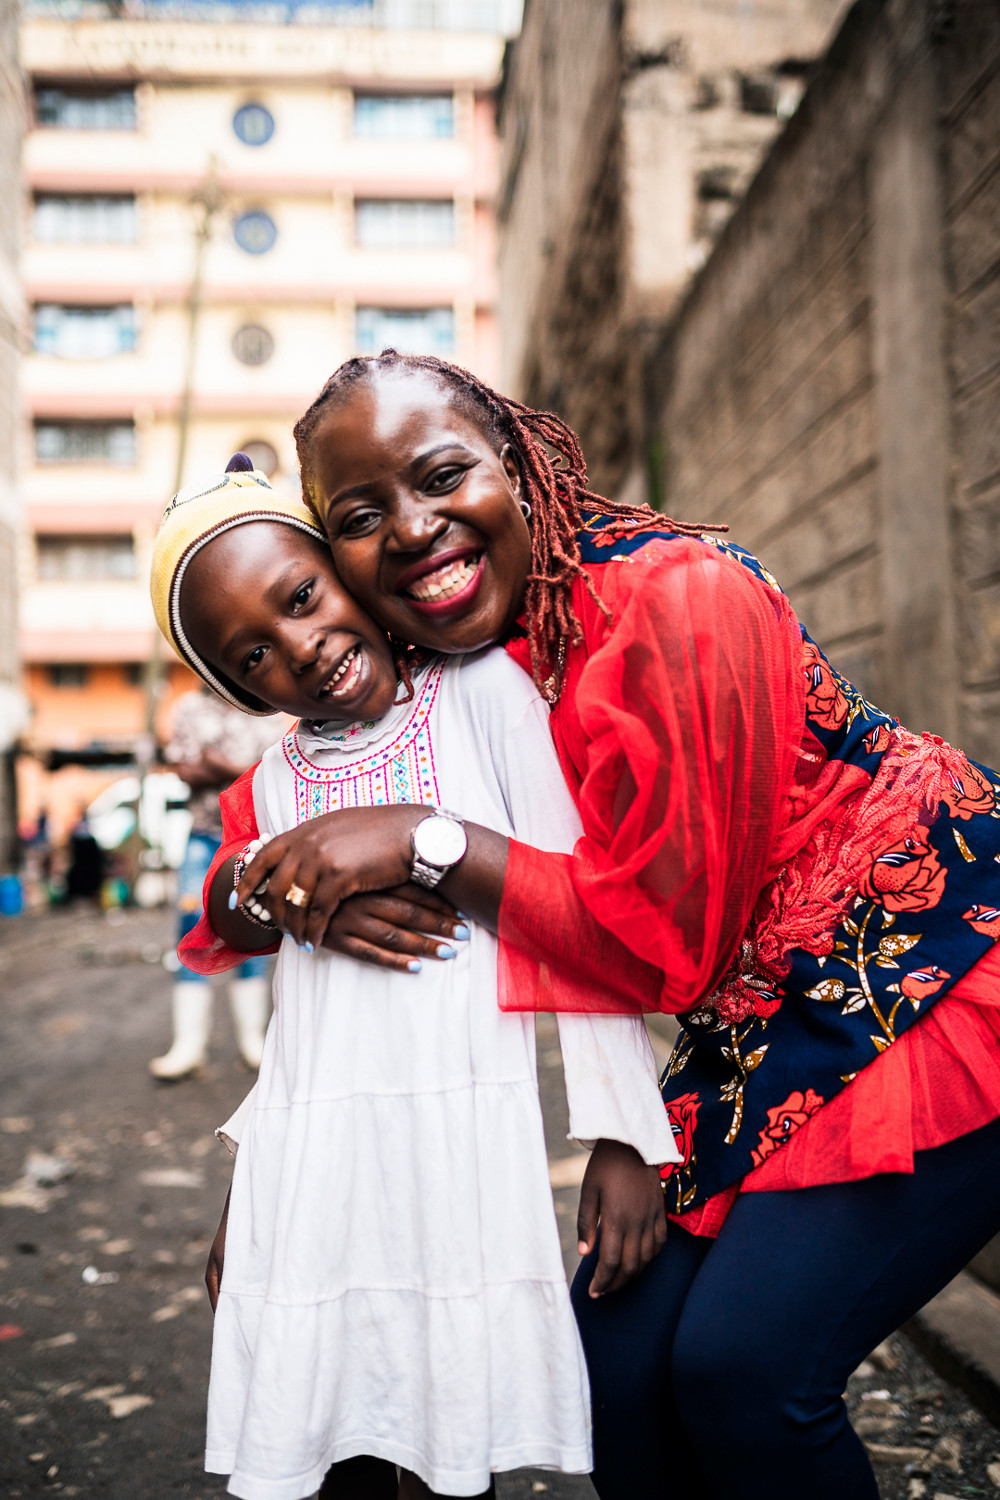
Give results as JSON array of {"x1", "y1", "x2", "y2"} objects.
[
  {"x1": 802, "y1": 640, "x2": 849, "y2": 730},
  {"x1": 963, "y1": 904, "x2": 1000, "y2": 938},
  {"x1": 900, "y1": 966, "x2": 950, "y2": 1000},
  {"x1": 750, "y1": 1088, "x2": 824, "y2": 1168},
  {"x1": 864, "y1": 724, "x2": 891, "y2": 756},
  {"x1": 941, "y1": 759, "x2": 995, "y2": 821},
  {"x1": 591, "y1": 527, "x2": 632, "y2": 549},
  {"x1": 857, "y1": 827, "x2": 946, "y2": 913},
  {"x1": 660, "y1": 1092, "x2": 700, "y2": 1181}
]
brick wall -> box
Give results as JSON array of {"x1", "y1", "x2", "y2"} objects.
[{"x1": 651, "y1": 0, "x2": 1000, "y2": 756}]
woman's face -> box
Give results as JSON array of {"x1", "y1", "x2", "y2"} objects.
[
  {"x1": 311, "y1": 369, "x2": 532, "y2": 653},
  {"x1": 179, "y1": 522, "x2": 398, "y2": 723}
]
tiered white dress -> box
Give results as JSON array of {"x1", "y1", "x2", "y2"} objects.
[{"x1": 205, "y1": 648, "x2": 677, "y2": 1500}]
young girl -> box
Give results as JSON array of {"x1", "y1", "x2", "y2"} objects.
[{"x1": 149, "y1": 459, "x2": 676, "y2": 1500}]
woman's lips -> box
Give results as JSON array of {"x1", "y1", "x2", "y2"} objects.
[{"x1": 400, "y1": 553, "x2": 485, "y2": 618}]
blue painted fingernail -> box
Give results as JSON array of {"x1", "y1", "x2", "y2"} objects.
[
  {"x1": 457, "y1": 911, "x2": 469, "y2": 920},
  {"x1": 437, "y1": 944, "x2": 456, "y2": 959},
  {"x1": 227, "y1": 891, "x2": 238, "y2": 910},
  {"x1": 408, "y1": 960, "x2": 422, "y2": 973},
  {"x1": 303, "y1": 942, "x2": 315, "y2": 954},
  {"x1": 453, "y1": 924, "x2": 471, "y2": 941}
]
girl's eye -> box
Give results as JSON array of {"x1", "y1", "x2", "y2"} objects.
[
  {"x1": 292, "y1": 581, "x2": 314, "y2": 609},
  {"x1": 243, "y1": 646, "x2": 266, "y2": 674}
]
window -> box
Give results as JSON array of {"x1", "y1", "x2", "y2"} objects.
[
  {"x1": 37, "y1": 535, "x2": 137, "y2": 582},
  {"x1": 232, "y1": 323, "x2": 274, "y2": 366},
  {"x1": 355, "y1": 200, "x2": 455, "y2": 249},
  {"x1": 239, "y1": 440, "x2": 279, "y2": 477},
  {"x1": 47, "y1": 664, "x2": 90, "y2": 688},
  {"x1": 35, "y1": 87, "x2": 136, "y2": 131},
  {"x1": 233, "y1": 210, "x2": 277, "y2": 255},
  {"x1": 353, "y1": 94, "x2": 454, "y2": 140},
  {"x1": 33, "y1": 195, "x2": 138, "y2": 244},
  {"x1": 34, "y1": 305, "x2": 137, "y2": 360},
  {"x1": 123, "y1": 663, "x2": 146, "y2": 687},
  {"x1": 34, "y1": 422, "x2": 137, "y2": 466},
  {"x1": 233, "y1": 102, "x2": 275, "y2": 146},
  {"x1": 355, "y1": 307, "x2": 454, "y2": 357}
]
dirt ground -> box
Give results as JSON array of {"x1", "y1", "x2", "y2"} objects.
[{"x1": 2, "y1": 907, "x2": 1000, "y2": 1500}]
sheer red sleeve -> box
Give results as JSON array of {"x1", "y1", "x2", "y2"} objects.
[
  {"x1": 176, "y1": 766, "x2": 279, "y2": 976},
  {"x1": 499, "y1": 541, "x2": 806, "y2": 1014}
]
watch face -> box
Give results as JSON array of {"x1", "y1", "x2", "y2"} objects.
[{"x1": 414, "y1": 814, "x2": 467, "y2": 869}]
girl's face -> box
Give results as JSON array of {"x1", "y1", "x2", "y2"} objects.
[
  {"x1": 310, "y1": 369, "x2": 532, "y2": 653},
  {"x1": 179, "y1": 522, "x2": 398, "y2": 723}
]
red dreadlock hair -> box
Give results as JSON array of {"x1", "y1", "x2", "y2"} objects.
[{"x1": 293, "y1": 350, "x2": 724, "y2": 699}]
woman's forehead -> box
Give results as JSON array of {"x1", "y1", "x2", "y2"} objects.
[{"x1": 315, "y1": 368, "x2": 485, "y2": 460}]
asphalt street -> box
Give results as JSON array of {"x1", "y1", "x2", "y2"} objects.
[{"x1": 2, "y1": 907, "x2": 1000, "y2": 1500}]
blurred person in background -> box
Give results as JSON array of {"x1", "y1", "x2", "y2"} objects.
[{"x1": 150, "y1": 685, "x2": 283, "y2": 1080}]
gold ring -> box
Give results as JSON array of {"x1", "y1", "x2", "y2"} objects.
[{"x1": 285, "y1": 883, "x2": 311, "y2": 909}]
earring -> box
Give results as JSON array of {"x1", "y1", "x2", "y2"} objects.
[{"x1": 519, "y1": 500, "x2": 532, "y2": 520}]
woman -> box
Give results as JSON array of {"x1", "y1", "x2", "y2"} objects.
[{"x1": 226, "y1": 351, "x2": 1000, "y2": 1500}]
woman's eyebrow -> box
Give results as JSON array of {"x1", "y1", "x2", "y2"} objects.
[{"x1": 326, "y1": 442, "x2": 473, "y2": 509}]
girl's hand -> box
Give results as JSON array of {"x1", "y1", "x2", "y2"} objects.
[
  {"x1": 577, "y1": 1138, "x2": 667, "y2": 1298},
  {"x1": 324, "y1": 884, "x2": 468, "y2": 971},
  {"x1": 237, "y1": 806, "x2": 430, "y2": 950},
  {"x1": 205, "y1": 1186, "x2": 231, "y2": 1312}
]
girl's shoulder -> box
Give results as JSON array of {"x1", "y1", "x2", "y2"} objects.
[{"x1": 444, "y1": 645, "x2": 549, "y2": 734}]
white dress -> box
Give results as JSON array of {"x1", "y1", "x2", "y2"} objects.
[{"x1": 205, "y1": 649, "x2": 678, "y2": 1500}]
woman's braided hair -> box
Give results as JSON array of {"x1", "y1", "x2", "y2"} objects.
[{"x1": 293, "y1": 350, "x2": 720, "y2": 697}]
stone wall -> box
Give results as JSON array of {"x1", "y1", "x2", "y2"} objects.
[
  {"x1": 652, "y1": 0, "x2": 1000, "y2": 757},
  {"x1": 497, "y1": 0, "x2": 850, "y2": 500},
  {"x1": 0, "y1": 0, "x2": 24, "y2": 869}
]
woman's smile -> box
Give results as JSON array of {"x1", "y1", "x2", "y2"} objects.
[{"x1": 309, "y1": 370, "x2": 531, "y2": 653}]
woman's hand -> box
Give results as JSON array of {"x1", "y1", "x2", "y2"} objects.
[
  {"x1": 205, "y1": 1186, "x2": 231, "y2": 1312},
  {"x1": 577, "y1": 1138, "x2": 667, "y2": 1298},
  {"x1": 324, "y1": 884, "x2": 468, "y2": 971},
  {"x1": 237, "y1": 806, "x2": 429, "y2": 949}
]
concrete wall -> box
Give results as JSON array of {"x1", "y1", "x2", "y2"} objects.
[
  {"x1": 0, "y1": 0, "x2": 25, "y2": 868},
  {"x1": 651, "y1": 0, "x2": 1000, "y2": 758},
  {"x1": 497, "y1": 0, "x2": 850, "y2": 500}
]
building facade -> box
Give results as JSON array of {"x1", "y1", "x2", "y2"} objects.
[
  {"x1": 0, "y1": 0, "x2": 25, "y2": 869},
  {"x1": 18, "y1": 5, "x2": 509, "y2": 835},
  {"x1": 496, "y1": 0, "x2": 849, "y2": 502}
]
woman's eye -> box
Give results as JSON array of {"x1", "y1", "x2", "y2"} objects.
[
  {"x1": 243, "y1": 646, "x2": 266, "y2": 674},
  {"x1": 340, "y1": 508, "x2": 380, "y2": 537},
  {"x1": 426, "y1": 464, "x2": 465, "y2": 493}
]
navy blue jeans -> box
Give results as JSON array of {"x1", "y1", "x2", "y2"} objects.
[{"x1": 571, "y1": 1116, "x2": 1000, "y2": 1500}]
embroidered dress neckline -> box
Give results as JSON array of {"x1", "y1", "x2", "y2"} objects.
[{"x1": 287, "y1": 658, "x2": 445, "y2": 782}]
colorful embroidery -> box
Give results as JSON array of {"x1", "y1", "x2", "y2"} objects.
[
  {"x1": 284, "y1": 662, "x2": 444, "y2": 825},
  {"x1": 574, "y1": 514, "x2": 1000, "y2": 1210}
]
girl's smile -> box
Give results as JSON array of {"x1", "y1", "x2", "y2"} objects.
[
  {"x1": 310, "y1": 370, "x2": 531, "y2": 653},
  {"x1": 179, "y1": 522, "x2": 398, "y2": 724}
]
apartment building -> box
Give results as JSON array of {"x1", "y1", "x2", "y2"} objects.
[{"x1": 18, "y1": 2, "x2": 510, "y2": 834}]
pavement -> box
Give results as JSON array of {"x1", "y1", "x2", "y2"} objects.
[{"x1": 2, "y1": 907, "x2": 1000, "y2": 1500}]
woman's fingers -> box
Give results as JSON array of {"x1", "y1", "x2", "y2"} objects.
[
  {"x1": 237, "y1": 839, "x2": 286, "y2": 906},
  {"x1": 332, "y1": 935, "x2": 430, "y2": 974},
  {"x1": 363, "y1": 888, "x2": 467, "y2": 942}
]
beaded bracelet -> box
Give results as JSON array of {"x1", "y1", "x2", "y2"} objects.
[{"x1": 232, "y1": 839, "x2": 277, "y2": 930}]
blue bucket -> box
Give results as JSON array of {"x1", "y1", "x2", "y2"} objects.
[{"x1": 0, "y1": 874, "x2": 23, "y2": 917}]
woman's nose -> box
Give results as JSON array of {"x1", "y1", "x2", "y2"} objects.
[{"x1": 387, "y1": 492, "x2": 448, "y2": 552}]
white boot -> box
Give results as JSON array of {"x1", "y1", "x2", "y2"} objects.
[
  {"x1": 229, "y1": 976, "x2": 270, "y2": 1070},
  {"x1": 149, "y1": 983, "x2": 213, "y2": 1079}
]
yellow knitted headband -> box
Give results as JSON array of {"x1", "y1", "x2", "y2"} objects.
[{"x1": 150, "y1": 463, "x2": 326, "y2": 715}]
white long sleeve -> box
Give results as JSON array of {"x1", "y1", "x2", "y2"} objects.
[{"x1": 456, "y1": 652, "x2": 678, "y2": 1167}]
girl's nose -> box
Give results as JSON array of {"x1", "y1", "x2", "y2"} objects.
[
  {"x1": 282, "y1": 623, "x2": 323, "y2": 673},
  {"x1": 387, "y1": 492, "x2": 448, "y2": 553}
]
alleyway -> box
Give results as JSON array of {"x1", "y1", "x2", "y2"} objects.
[{"x1": 2, "y1": 908, "x2": 1000, "y2": 1499}]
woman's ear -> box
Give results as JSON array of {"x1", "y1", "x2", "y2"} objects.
[{"x1": 499, "y1": 442, "x2": 522, "y2": 499}]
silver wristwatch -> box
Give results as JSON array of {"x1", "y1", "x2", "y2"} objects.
[{"x1": 410, "y1": 809, "x2": 468, "y2": 890}]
